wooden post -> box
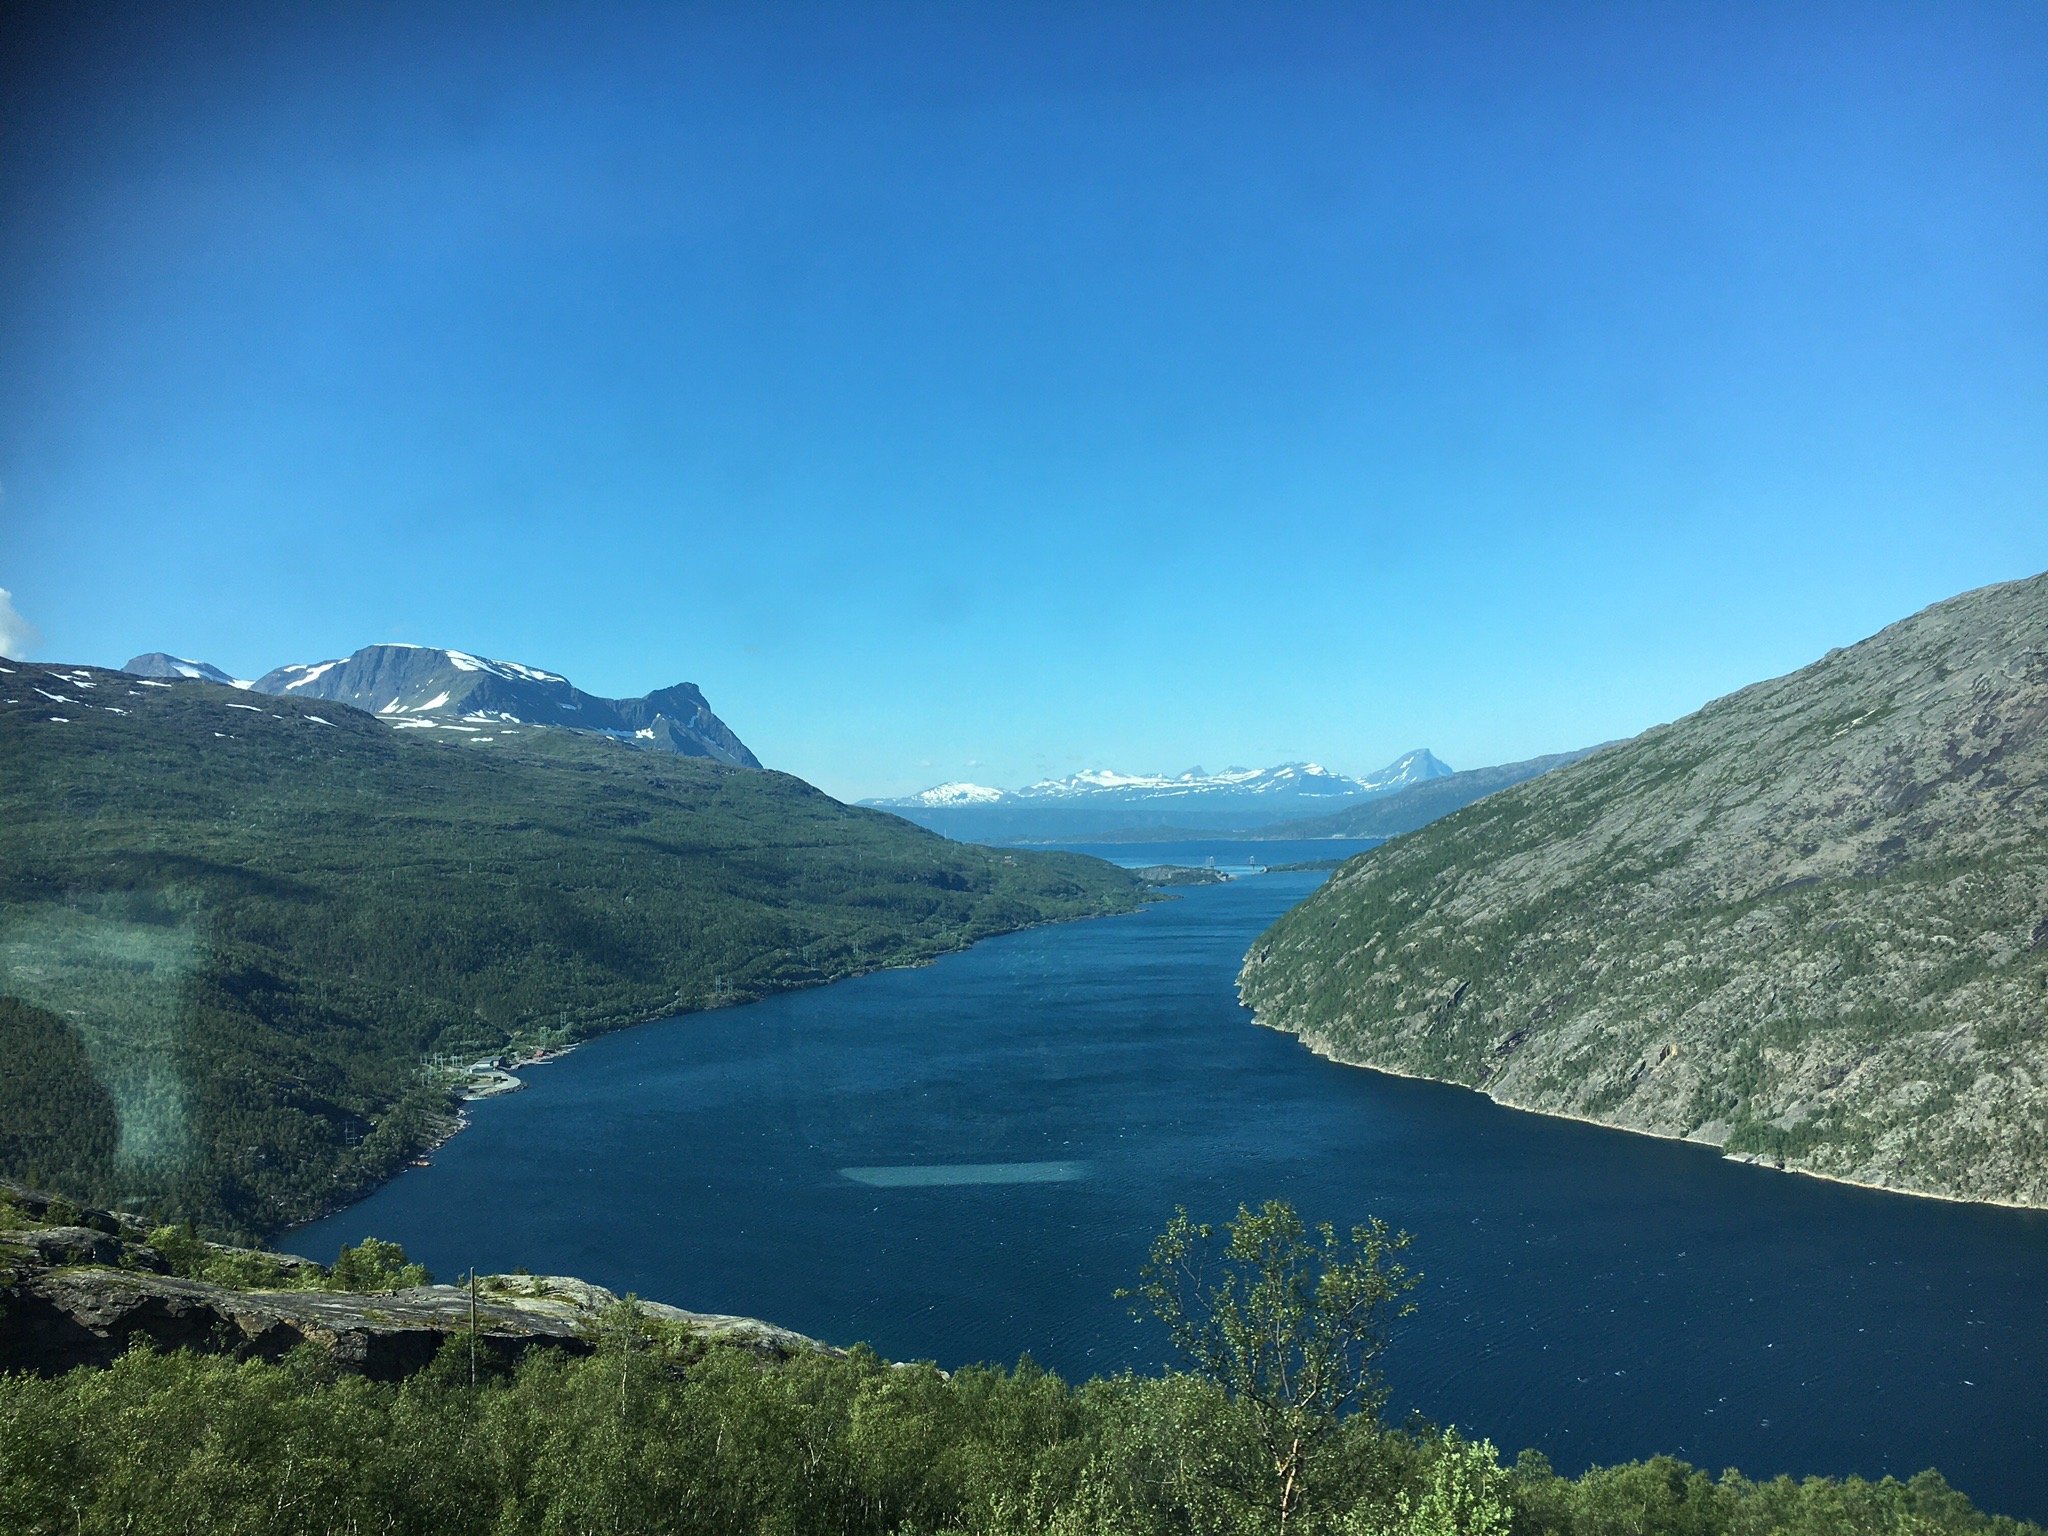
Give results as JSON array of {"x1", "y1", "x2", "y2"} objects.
[{"x1": 468, "y1": 1268, "x2": 478, "y2": 1386}]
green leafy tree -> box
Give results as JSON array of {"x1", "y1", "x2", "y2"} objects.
[
  {"x1": 1125, "y1": 1200, "x2": 1419, "y2": 1534},
  {"x1": 143, "y1": 1223, "x2": 212, "y2": 1279},
  {"x1": 326, "y1": 1237, "x2": 431, "y2": 1291},
  {"x1": 1346, "y1": 1429, "x2": 1513, "y2": 1536}
]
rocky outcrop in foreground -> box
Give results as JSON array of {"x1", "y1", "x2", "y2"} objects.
[
  {"x1": 1241, "y1": 573, "x2": 2048, "y2": 1207},
  {"x1": 0, "y1": 1186, "x2": 829, "y2": 1381}
]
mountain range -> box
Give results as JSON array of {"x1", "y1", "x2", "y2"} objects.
[
  {"x1": 1244, "y1": 746, "x2": 1613, "y2": 841},
  {"x1": 124, "y1": 644, "x2": 758, "y2": 766},
  {"x1": 864, "y1": 752, "x2": 1455, "y2": 841},
  {"x1": 1240, "y1": 571, "x2": 2048, "y2": 1207}
]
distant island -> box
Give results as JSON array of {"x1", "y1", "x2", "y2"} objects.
[{"x1": 1130, "y1": 864, "x2": 1234, "y2": 887}]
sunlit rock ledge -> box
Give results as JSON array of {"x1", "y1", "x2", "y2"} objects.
[{"x1": 0, "y1": 1184, "x2": 832, "y2": 1381}]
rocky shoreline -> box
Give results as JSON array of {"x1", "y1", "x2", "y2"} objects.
[{"x1": 1249, "y1": 1009, "x2": 2048, "y2": 1213}]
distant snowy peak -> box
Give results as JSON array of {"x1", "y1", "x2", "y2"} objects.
[
  {"x1": 906, "y1": 782, "x2": 1007, "y2": 807},
  {"x1": 1355, "y1": 748, "x2": 1453, "y2": 793},
  {"x1": 1012, "y1": 762, "x2": 1373, "y2": 801},
  {"x1": 125, "y1": 643, "x2": 759, "y2": 767},
  {"x1": 870, "y1": 754, "x2": 1452, "y2": 810},
  {"x1": 123, "y1": 653, "x2": 253, "y2": 689},
  {"x1": 252, "y1": 644, "x2": 569, "y2": 706}
]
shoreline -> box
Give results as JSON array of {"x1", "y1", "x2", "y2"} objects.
[{"x1": 1248, "y1": 1007, "x2": 2048, "y2": 1216}]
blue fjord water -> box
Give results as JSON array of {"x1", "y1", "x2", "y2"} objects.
[
  {"x1": 290, "y1": 872, "x2": 2048, "y2": 1521},
  {"x1": 1034, "y1": 837, "x2": 1386, "y2": 873}
]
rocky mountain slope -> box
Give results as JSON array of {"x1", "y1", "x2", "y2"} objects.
[
  {"x1": 0, "y1": 661, "x2": 1142, "y2": 1235},
  {"x1": 125, "y1": 644, "x2": 759, "y2": 765},
  {"x1": 868, "y1": 752, "x2": 1453, "y2": 842},
  {"x1": 1239, "y1": 573, "x2": 2048, "y2": 1207}
]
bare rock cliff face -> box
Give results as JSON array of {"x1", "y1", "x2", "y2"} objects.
[
  {"x1": 2, "y1": 1267, "x2": 829, "y2": 1380},
  {"x1": 1240, "y1": 573, "x2": 2048, "y2": 1207},
  {"x1": 0, "y1": 1186, "x2": 830, "y2": 1380}
]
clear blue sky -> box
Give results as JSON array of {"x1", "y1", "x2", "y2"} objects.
[{"x1": 2, "y1": 3, "x2": 2042, "y2": 800}]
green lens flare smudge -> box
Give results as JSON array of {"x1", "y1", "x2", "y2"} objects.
[{"x1": 0, "y1": 902, "x2": 202, "y2": 1175}]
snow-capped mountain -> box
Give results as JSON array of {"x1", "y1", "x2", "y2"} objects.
[
  {"x1": 123, "y1": 644, "x2": 759, "y2": 767},
  {"x1": 1013, "y1": 755, "x2": 1448, "y2": 803},
  {"x1": 123, "y1": 653, "x2": 254, "y2": 690},
  {"x1": 863, "y1": 752, "x2": 1452, "y2": 840},
  {"x1": 901, "y1": 782, "x2": 1009, "y2": 807},
  {"x1": 1342, "y1": 749, "x2": 1453, "y2": 795}
]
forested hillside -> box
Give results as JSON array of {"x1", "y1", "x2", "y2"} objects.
[
  {"x1": 1240, "y1": 574, "x2": 2048, "y2": 1206},
  {"x1": 0, "y1": 662, "x2": 1142, "y2": 1237}
]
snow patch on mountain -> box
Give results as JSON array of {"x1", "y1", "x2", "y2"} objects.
[
  {"x1": 1010, "y1": 763, "x2": 1373, "y2": 802},
  {"x1": 279, "y1": 660, "x2": 340, "y2": 690},
  {"x1": 1356, "y1": 749, "x2": 1454, "y2": 793},
  {"x1": 123, "y1": 653, "x2": 254, "y2": 689},
  {"x1": 121, "y1": 644, "x2": 758, "y2": 767},
  {"x1": 905, "y1": 782, "x2": 1007, "y2": 807}
]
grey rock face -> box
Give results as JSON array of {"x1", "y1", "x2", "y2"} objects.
[
  {"x1": 0, "y1": 1254, "x2": 831, "y2": 1381},
  {"x1": 125, "y1": 643, "x2": 760, "y2": 766},
  {"x1": 6, "y1": 1226, "x2": 144, "y2": 1270},
  {"x1": 1240, "y1": 572, "x2": 2048, "y2": 1207},
  {"x1": 0, "y1": 1181, "x2": 831, "y2": 1379},
  {"x1": 1, "y1": 1268, "x2": 831, "y2": 1379},
  {"x1": 255, "y1": 646, "x2": 759, "y2": 766}
]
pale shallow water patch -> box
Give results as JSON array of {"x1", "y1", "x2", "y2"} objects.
[{"x1": 839, "y1": 1161, "x2": 1088, "y2": 1187}]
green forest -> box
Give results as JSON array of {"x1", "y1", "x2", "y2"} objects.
[
  {"x1": 9, "y1": 1345, "x2": 2027, "y2": 1536},
  {"x1": 0, "y1": 667, "x2": 1143, "y2": 1238}
]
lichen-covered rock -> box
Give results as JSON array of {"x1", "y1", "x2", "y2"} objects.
[
  {"x1": 0, "y1": 1189, "x2": 836, "y2": 1380},
  {"x1": 4, "y1": 1226, "x2": 143, "y2": 1269},
  {"x1": 0, "y1": 1262, "x2": 835, "y2": 1379},
  {"x1": 0, "y1": 1182, "x2": 140, "y2": 1236}
]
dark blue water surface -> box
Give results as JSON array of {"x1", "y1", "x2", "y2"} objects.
[{"x1": 290, "y1": 876, "x2": 2048, "y2": 1521}]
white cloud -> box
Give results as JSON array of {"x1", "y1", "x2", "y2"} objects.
[{"x1": 0, "y1": 588, "x2": 41, "y2": 657}]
